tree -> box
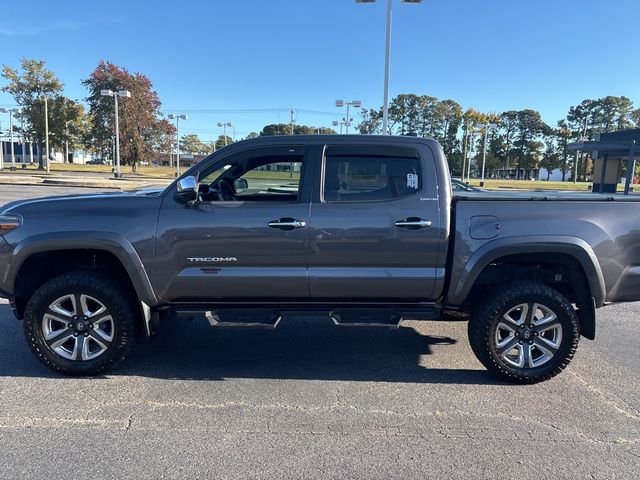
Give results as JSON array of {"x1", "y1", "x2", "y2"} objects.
[
  {"x1": 357, "y1": 108, "x2": 382, "y2": 134},
  {"x1": 214, "y1": 135, "x2": 233, "y2": 150},
  {"x1": 556, "y1": 120, "x2": 574, "y2": 181},
  {"x1": 434, "y1": 99, "x2": 463, "y2": 159},
  {"x1": 512, "y1": 110, "x2": 549, "y2": 180},
  {"x1": 539, "y1": 134, "x2": 562, "y2": 180},
  {"x1": 180, "y1": 134, "x2": 209, "y2": 154},
  {"x1": 48, "y1": 96, "x2": 87, "y2": 162},
  {"x1": 632, "y1": 109, "x2": 640, "y2": 127},
  {"x1": 83, "y1": 61, "x2": 172, "y2": 171},
  {"x1": 497, "y1": 111, "x2": 518, "y2": 175},
  {"x1": 461, "y1": 109, "x2": 490, "y2": 177},
  {"x1": 258, "y1": 124, "x2": 336, "y2": 136},
  {"x1": 2, "y1": 58, "x2": 64, "y2": 168},
  {"x1": 389, "y1": 93, "x2": 422, "y2": 135}
]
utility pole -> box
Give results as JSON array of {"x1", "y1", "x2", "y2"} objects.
[
  {"x1": 8, "y1": 109, "x2": 15, "y2": 170},
  {"x1": 20, "y1": 112, "x2": 26, "y2": 167},
  {"x1": 574, "y1": 116, "x2": 588, "y2": 183},
  {"x1": 466, "y1": 129, "x2": 475, "y2": 180},
  {"x1": 0, "y1": 119, "x2": 3, "y2": 170},
  {"x1": 290, "y1": 108, "x2": 295, "y2": 135},
  {"x1": 461, "y1": 122, "x2": 468, "y2": 181},
  {"x1": 169, "y1": 114, "x2": 188, "y2": 177},
  {"x1": 0, "y1": 108, "x2": 20, "y2": 170},
  {"x1": 64, "y1": 120, "x2": 70, "y2": 164},
  {"x1": 100, "y1": 89, "x2": 131, "y2": 178},
  {"x1": 336, "y1": 100, "x2": 361, "y2": 134},
  {"x1": 217, "y1": 122, "x2": 231, "y2": 146},
  {"x1": 479, "y1": 124, "x2": 497, "y2": 186},
  {"x1": 44, "y1": 96, "x2": 50, "y2": 173}
]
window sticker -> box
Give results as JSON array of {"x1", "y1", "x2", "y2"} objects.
[{"x1": 407, "y1": 173, "x2": 418, "y2": 189}]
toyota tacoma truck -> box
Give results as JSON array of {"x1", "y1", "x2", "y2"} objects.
[{"x1": 1, "y1": 135, "x2": 639, "y2": 383}]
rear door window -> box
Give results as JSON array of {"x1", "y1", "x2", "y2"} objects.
[{"x1": 323, "y1": 151, "x2": 421, "y2": 202}]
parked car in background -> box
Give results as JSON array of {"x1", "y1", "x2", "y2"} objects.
[{"x1": 451, "y1": 178, "x2": 482, "y2": 192}]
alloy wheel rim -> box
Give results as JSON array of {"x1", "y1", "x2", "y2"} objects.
[
  {"x1": 41, "y1": 294, "x2": 115, "y2": 361},
  {"x1": 494, "y1": 302, "x2": 563, "y2": 369}
]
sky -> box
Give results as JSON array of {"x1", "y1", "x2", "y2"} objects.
[{"x1": 0, "y1": 0, "x2": 639, "y2": 142}]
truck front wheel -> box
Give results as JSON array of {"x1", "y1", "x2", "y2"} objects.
[
  {"x1": 23, "y1": 271, "x2": 137, "y2": 375},
  {"x1": 468, "y1": 282, "x2": 580, "y2": 384}
]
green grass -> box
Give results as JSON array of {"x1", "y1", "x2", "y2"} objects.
[
  {"x1": 1, "y1": 163, "x2": 302, "y2": 181},
  {"x1": 465, "y1": 179, "x2": 635, "y2": 192}
]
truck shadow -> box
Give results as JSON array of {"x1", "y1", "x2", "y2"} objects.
[
  {"x1": 117, "y1": 315, "x2": 501, "y2": 384},
  {"x1": 0, "y1": 306, "x2": 501, "y2": 385}
]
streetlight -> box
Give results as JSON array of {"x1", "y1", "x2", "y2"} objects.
[
  {"x1": 465, "y1": 125, "x2": 478, "y2": 180},
  {"x1": 335, "y1": 100, "x2": 361, "y2": 134},
  {"x1": 333, "y1": 119, "x2": 351, "y2": 135},
  {"x1": 476, "y1": 123, "x2": 498, "y2": 185},
  {"x1": 38, "y1": 96, "x2": 50, "y2": 172},
  {"x1": 356, "y1": 0, "x2": 423, "y2": 135},
  {"x1": 217, "y1": 122, "x2": 233, "y2": 146},
  {"x1": 168, "y1": 113, "x2": 188, "y2": 177},
  {"x1": 0, "y1": 107, "x2": 22, "y2": 171},
  {"x1": 64, "y1": 120, "x2": 71, "y2": 164},
  {"x1": 18, "y1": 111, "x2": 26, "y2": 167},
  {"x1": 100, "y1": 89, "x2": 131, "y2": 178},
  {"x1": 332, "y1": 118, "x2": 353, "y2": 135}
]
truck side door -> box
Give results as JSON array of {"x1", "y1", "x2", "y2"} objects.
[
  {"x1": 306, "y1": 143, "x2": 444, "y2": 300},
  {"x1": 155, "y1": 145, "x2": 312, "y2": 303}
]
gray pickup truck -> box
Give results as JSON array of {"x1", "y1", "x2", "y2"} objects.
[{"x1": 0, "y1": 135, "x2": 638, "y2": 383}]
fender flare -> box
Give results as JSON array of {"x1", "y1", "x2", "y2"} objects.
[
  {"x1": 5, "y1": 231, "x2": 158, "y2": 306},
  {"x1": 447, "y1": 235, "x2": 606, "y2": 309}
]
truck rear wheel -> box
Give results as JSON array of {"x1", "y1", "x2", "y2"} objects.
[
  {"x1": 468, "y1": 282, "x2": 580, "y2": 384},
  {"x1": 23, "y1": 271, "x2": 137, "y2": 376}
]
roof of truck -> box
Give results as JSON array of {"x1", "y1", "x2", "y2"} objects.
[{"x1": 220, "y1": 134, "x2": 440, "y2": 148}]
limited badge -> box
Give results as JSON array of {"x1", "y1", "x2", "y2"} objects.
[{"x1": 407, "y1": 173, "x2": 418, "y2": 189}]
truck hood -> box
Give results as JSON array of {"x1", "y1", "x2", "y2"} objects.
[{"x1": 1, "y1": 187, "x2": 165, "y2": 214}]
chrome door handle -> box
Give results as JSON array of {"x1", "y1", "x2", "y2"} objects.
[
  {"x1": 394, "y1": 218, "x2": 432, "y2": 229},
  {"x1": 268, "y1": 218, "x2": 307, "y2": 229}
]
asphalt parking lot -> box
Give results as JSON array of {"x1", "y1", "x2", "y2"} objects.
[{"x1": 0, "y1": 185, "x2": 638, "y2": 479}]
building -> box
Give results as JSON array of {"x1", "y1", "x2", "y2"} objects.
[{"x1": 593, "y1": 129, "x2": 640, "y2": 193}]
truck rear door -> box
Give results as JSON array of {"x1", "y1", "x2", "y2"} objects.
[{"x1": 306, "y1": 143, "x2": 444, "y2": 300}]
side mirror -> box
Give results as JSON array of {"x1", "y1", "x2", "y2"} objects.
[
  {"x1": 174, "y1": 175, "x2": 198, "y2": 203},
  {"x1": 234, "y1": 178, "x2": 248, "y2": 194}
]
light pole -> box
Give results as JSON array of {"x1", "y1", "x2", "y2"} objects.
[
  {"x1": 466, "y1": 126, "x2": 476, "y2": 180},
  {"x1": 64, "y1": 120, "x2": 71, "y2": 164},
  {"x1": 356, "y1": 0, "x2": 423, "y2": 135},
  {"x1": 38, "y1": 96, "x2": 50, "y2": 172},
  {"x1": 19, "y1": 111, "x2": 26, "y2": 167},
  {"x1": 217, "y1": 122, "x2": 232, "y2": 146},
  {"x1": 573, "y1": 116, "x2": 588, "y2": 183},
  {"x1": 0, "y1": 108, "x2": 21, "y2": 170},
  {"x1": 461, "y1": 124, "x2": 469, "y2": 181},
  {"x1": 100, "y1": 89, "x2": 131, "y2": 178},
  {"x1": 332, "y1": 120, "x2": 348, "y2": 135},
  {"x1": 168, "y1": 114, "x2": 188, "y2": 177},
  {"x1": 335, "y1": 100, "x2": 361, "y2": 134},
  {"x1": 477, "y1": 123, "x2": 497, "y2": 185}
]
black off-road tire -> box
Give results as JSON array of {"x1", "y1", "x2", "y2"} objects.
[
  {"x1": 468, "y1": 281, "x2": 580, "y2": 384},
  {"x1": 24, "y1": 271, "x2": 138, "y2": 376}
]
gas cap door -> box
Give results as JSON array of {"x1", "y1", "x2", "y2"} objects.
[{"x1": 470, "y1": 215, "x2": 501, "y2": 240}]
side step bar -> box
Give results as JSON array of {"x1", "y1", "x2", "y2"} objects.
[
  {"x1": 329, "y1": 309, "x2": 403, "y2": 328},
  {"x1": 204, "y1": 309, "x2": 281, "y2": 329},
  {"x1": 172, "y1": 306, "x2": 441, "y2": 330}
]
